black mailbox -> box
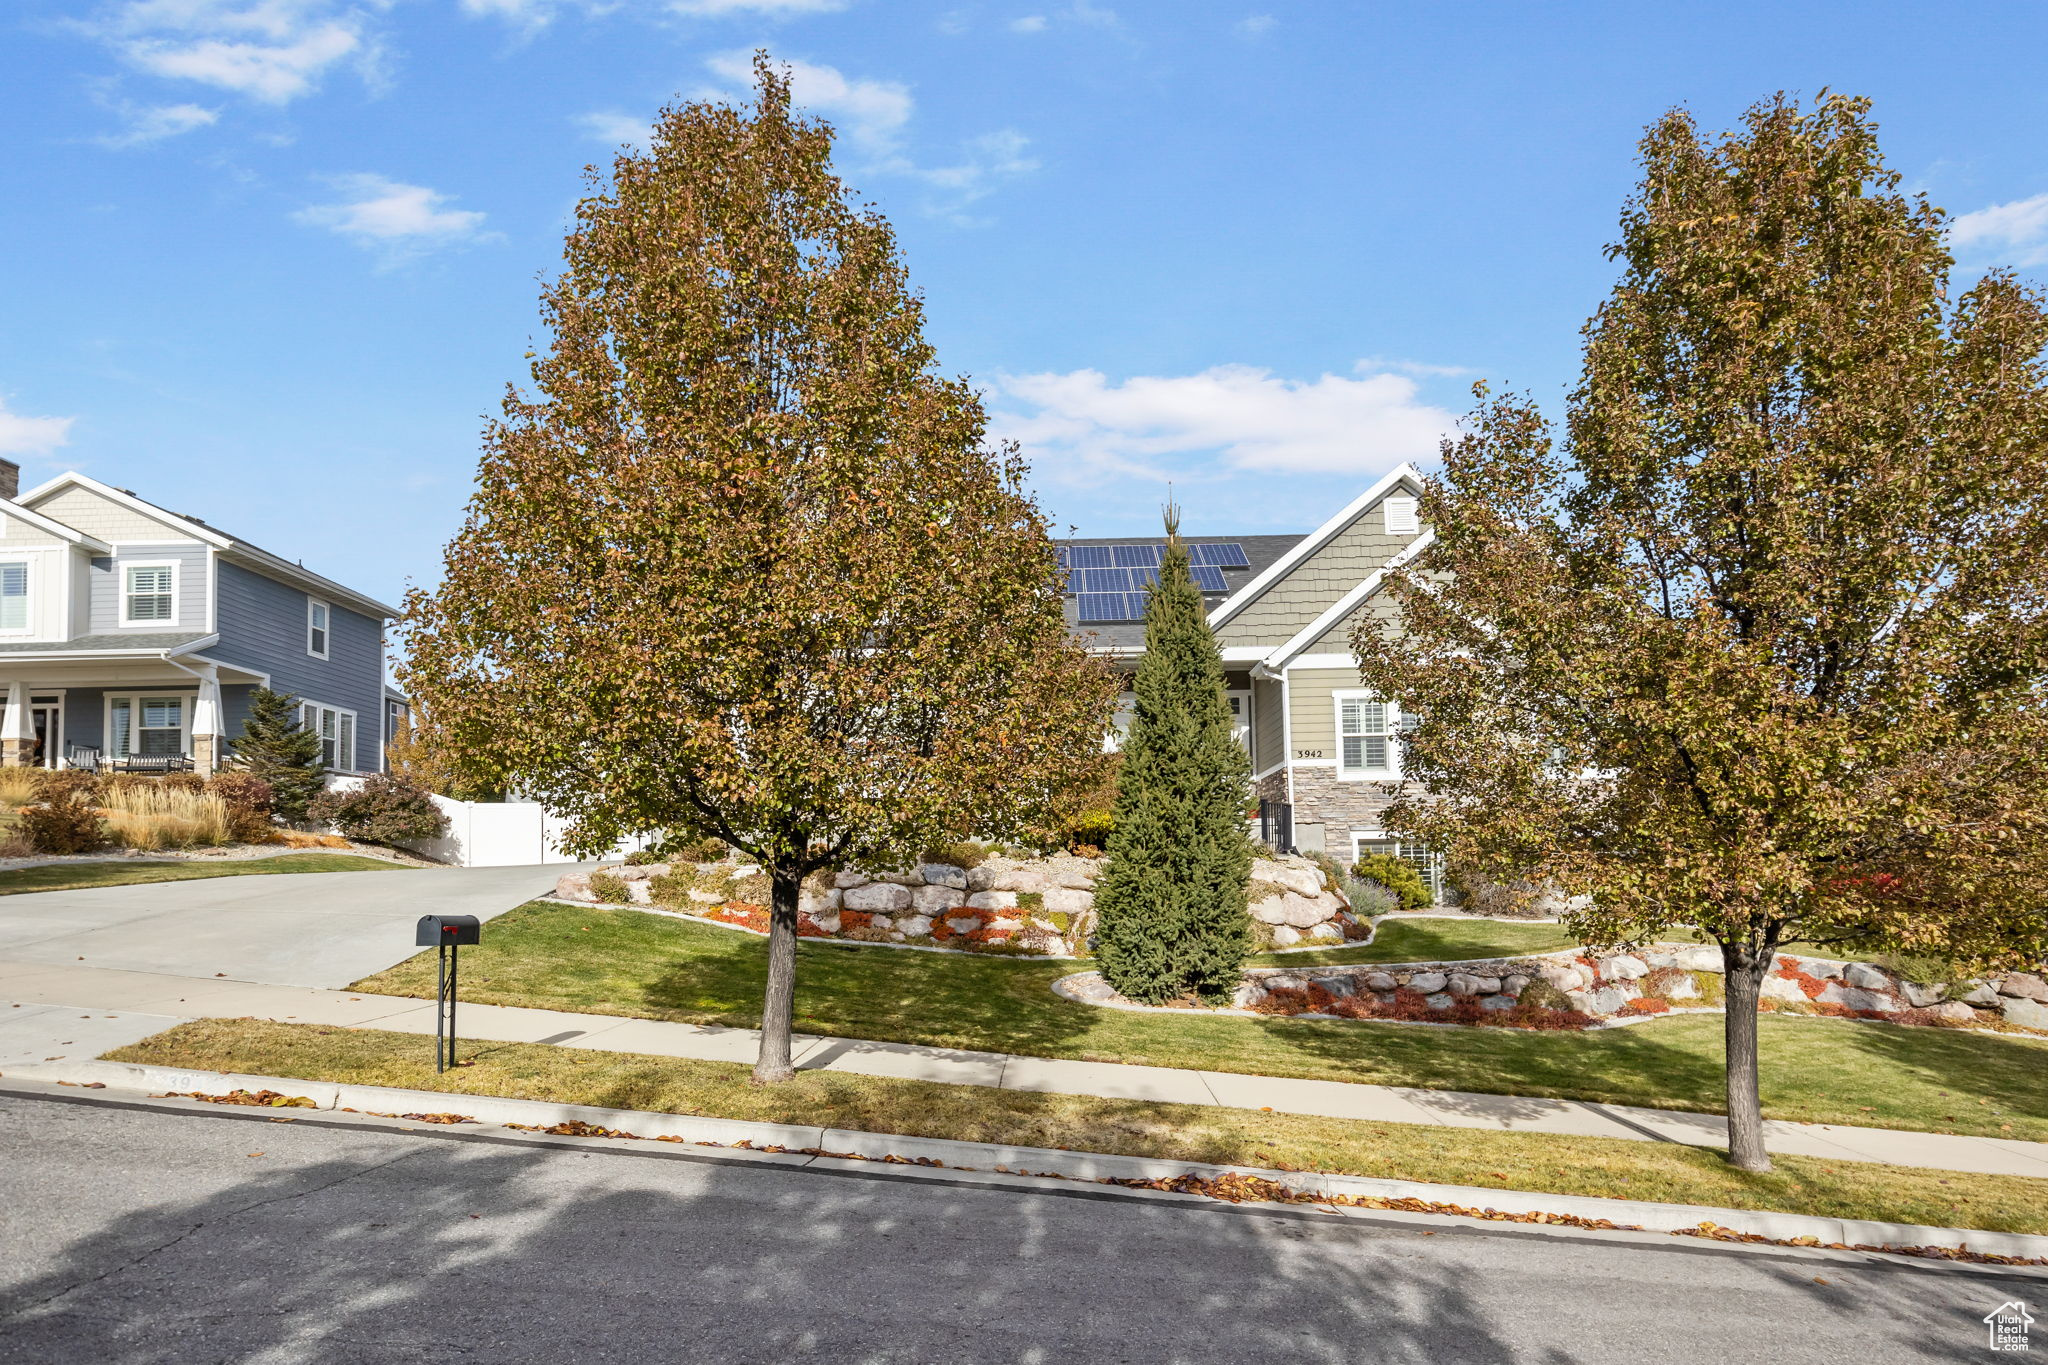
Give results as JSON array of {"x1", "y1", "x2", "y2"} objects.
[{"x1": 417, "y1": 914, "x2": 481, "y2": 947}]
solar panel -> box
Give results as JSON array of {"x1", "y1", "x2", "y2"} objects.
[
  {"x1": 1191, "y1": 543, "x2": 1251, "y2": 569},
  {"x1": 1127, "y1": 592, "x2": 1153, "y2": 618},
  {"x1": 1078, "y1": 567, "x2": 1132, "y2": 592},
  {"x1": 1068, "y1": 545, "x2": 1113, "y2": 569},
  {"x1": 1076, "y1": 593, "x2": 1134, "y2": 622},
  {"x1": 1191, "y1": 565, "x2": 1228, "y2": 593},
  {"x1": 1112, "y1": 543, "x2": 1163, "y2": 567},
  {"x1": 1055, "y1": 546, "x2": 1071, "y2": 569}
]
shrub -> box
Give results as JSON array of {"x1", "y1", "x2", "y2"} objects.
[
  {"x1": 157, "y1": 771, "x2": 207, "y2": 794},
  {"x1": 1515, "y1": 976, "x2": 1573, "y2": 1012},
  {"x1": 647, "y1": 873, "x2": 691, "y2": 906},
  {"x1": 0, "y1": 831, "x2": 33, "y2": 859},
  {"x1": 1062, "y1": 810, "x2": 1114, "y2": 853},
  {"x1": 100, "y1": 785, "x2": 232, "y2": 850},
  {"x1": 1350, "y1": 854, "x2": 1433, "y2": 910},
  {"x1": 589, "y1": 871, "x2": 630, "y2": 903},
  {"x1": 21, "y1": 791, "x2": 110, "y2": 855},
  {"x1": 920, "y1": 840, "x2": 987, "y2": 870},
  {"x1": 624, "y1": 849, "x2": 663, "y2": 866},
  {"x1": 206, "y1": 772, "x2": 278, "y2": 843},
  {"x1": 307, "y1": 775, "x2": 449, "y2": 846},
  {"x1": 38, "y1": 768, "x2": 100, "y2": 803}
]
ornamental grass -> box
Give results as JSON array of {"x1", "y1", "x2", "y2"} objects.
[{"x1": 97, "y1": 784, "x2": 232, "y2": 850}]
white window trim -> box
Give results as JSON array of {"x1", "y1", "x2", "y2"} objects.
[
  {"x1": 1333, "y1": 688, "x2": 1399, "y2": 780},
  {"x1": 307, "y1": 597, "x2": 331, "y2": 659},
  {"x1": 0, "y1": 556, "x2": 32, "y2": 636},
  {"x1": 301, "y1": 700, "x2": 357, "y2": 773},
  {"x1": 104, "y1": 691, "x2": 196, "y2": 761},
  {"x1": 118, "y1": 560, "x2": 180, "y2": 629}
]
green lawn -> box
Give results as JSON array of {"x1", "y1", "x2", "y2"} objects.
[
  {"x1": 108, "y1": 1017, "x2": 2048, "y2": 1236},
  {"x1": 0, "y1": 852, "x2": 414, "y2": 895},
  {"x1": 353, "y1": 901, "x2": 2048, "y2": 1143},
  {"x1": 1247, "y1": 916, "x2": 1577, "y2": 965}
]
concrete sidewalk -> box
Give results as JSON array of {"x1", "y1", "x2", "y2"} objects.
[{"x1": 6, "y1": 957, "x2": 2048, "y2": 1181}]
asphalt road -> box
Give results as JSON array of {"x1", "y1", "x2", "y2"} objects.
[{"x1": 0, "y1": 1089, "x2": 2032, "y2": 1364}]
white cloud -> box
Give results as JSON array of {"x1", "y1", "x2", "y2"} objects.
[
  {"x1": 0, "y1": 399, "x2": 76, "y2": 460},
  {"x1": 666, "y1": 0, "x2": 844, "y2": 11},
  {"x1": 87, "y1": 0, "x2": 375, "y2": 104},
  {"x1": 1237, "y1": 14, "x2": 1275, "y2": 36},
  {"x1": 98, "y1": 101, "x2": 220, "y2": 147},
  {"x1": 463, "y1": 0, "x2": 842, "y2": 25},
  {"x1": 294, "y1": 175, "x2": 495, "y2": 262},
  {"x1": 1950, "y1": 192, "x2": 2048, "y2": 268},
  {"x1": 991, "y1": 363, "x2": 1461, "y2": 483},
  {"x1": 576, "y1": 109, "x2": 650, "y2": 148},
  {"x1": 1010, "y1": 14, "x2": 1047, "y2": 32},
  {"x1": 697, "y1": 52, "x2": 1034, "y2": 219}
]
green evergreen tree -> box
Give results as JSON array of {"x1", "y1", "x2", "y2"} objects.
[
  {"x1": 233, "y1": 688, "x2": 326, "y2": 824},
  {"x1": 1093, "y1": 508, "x2": 1254, "y2": 1004}
]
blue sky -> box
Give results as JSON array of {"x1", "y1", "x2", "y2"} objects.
[{"x1": 4, "y1": 1, "x2": 2048, "y2": 611}]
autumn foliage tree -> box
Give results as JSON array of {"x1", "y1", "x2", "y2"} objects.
[
  {"x1": 402, "y1": 58, "x2": 1116, "y2": 1083},
  {"x1": 1359, "y1": 94, "x2": 2048, "y2": 1171}
]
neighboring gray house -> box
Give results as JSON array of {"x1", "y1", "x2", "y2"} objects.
[
  {"x1": 1059, "y1": 463, "x2": 1439, "y2": 891},
  {"x1": 0, "y1": 462, "x2": 401, "y2": 776}
]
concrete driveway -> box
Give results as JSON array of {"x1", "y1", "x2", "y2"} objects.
[{"x1": 0, "y1": 862, "x2": 564, "y2": 989}]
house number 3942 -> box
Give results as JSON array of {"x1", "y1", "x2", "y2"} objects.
[{"x1": 1295, "y1": 748, "x2": 1324, "y2": 759}]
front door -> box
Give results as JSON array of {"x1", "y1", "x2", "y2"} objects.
[{"x1": 28, "y1": 694, "x2": 61, "y2": 769}]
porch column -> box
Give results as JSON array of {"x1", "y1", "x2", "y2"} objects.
[
  {"x1": 0, "y1": 681, "x2": 31, "y2": 768},
  {"x1": 191, "y1": 667, "x2": 223, "y2": 779}
]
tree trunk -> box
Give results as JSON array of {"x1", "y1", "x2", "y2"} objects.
[
  {"x1": 752, "y1": 870, "x2": 802, "y2": 1085},
  {"x1": 1718, "y1": 938, "x2": 1773, "y2": 1172}
]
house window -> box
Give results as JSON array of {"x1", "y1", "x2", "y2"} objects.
[
  {"x1": 1384, "y1": 496, "x2": 1420, "y2": 535},
  {"x1": 307, "y1": 599, "x2": 330, "y2": 658},
  {"x1": 122, "y1": 563, "x2": 176, "y2": 625},
  {"x1": 301, "y1": 702, "x2": 355, "y2": 772},
  {"x1": 109, "y1": 695, "x2": 188, "y2": 759},
  {"x1": 1336, "y1": 691, "x2": 1397, "y2": 777},
  {"x1": 1226, "y1": 689, "x2": 1251, "y2": 750},
  {"x1": 1353, "y1": 834, "x2": 1444, "y2": 902},
  {"x1": 0, "y1": 561, "x2": 27, "y2": 632}
]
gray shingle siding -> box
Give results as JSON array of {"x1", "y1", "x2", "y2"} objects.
[
  {"x1": 213, "y1": 560, "x2": 387, "y2": 772},
  {"x1": 88, "y1": 545, "x2": 210, "y2": 635}
]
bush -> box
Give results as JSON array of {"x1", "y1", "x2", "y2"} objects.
[
  {"x1": 101, "y1": 786, "x2": 231, "y2": 850},
  {"x1": 624, "y1": 849, "x2": 663, "y2": 866},
  {"x1": 206, "y1": 772, "x2": 277, "y2": 843},
  {"x1": 21, "y1": 791, "x2": 110, "y2": 855},
  {"x1": 1062, "y1": 810, "x2": 1114, "y2": 853},
  {"x1": 307, "y1": 775, "x2": 449, "y2": 847},
  {"x1": 157, "y1": 771, "x2": 207, "y2": 794},
  {"x1": 920, "y1": 840, "x2": 986, "y2": 870},
  {"x1": 38, "y1": 768, "x2": 101, "y2": 803},
  {"x1": 588, "y1": 871, "x2": 630, "y2": 903},
  {"x1": 1350, "y1": 854, "x2": 1433, "y2": 910}
]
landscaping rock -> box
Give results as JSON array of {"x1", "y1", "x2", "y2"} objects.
[
  {"x1": 1231, "y1": 982, "x2": 1265, "y2": 1009},
  {"x1": 1998, "y1": 972, "x2": 2048, "y2": 1004},
  {"x1": 1269, "y1": 925, "x2": 1302, "y2": 948},
  {"x1": 964, "y1": 865, "x2": 996, "y2": 892},
  {"x1": 1362, "y1": 972, "x2": 1397, "y2": 992},
  {"x1": 987, "y1": 917, "x2": 1025, "y2": 934},
  {"x1": 2004, "y1": 996, "x2": 2048, "y2": 1031},
  {"x1": 611, "y1": 864, "x2": 657, "y2": 882},
  {"x1": 808, "y1": 912, "x2": 840, "y2": 934},
  {"x1": 912, "y1": 884, "x2": 966, "y2": 915},
  {"x1": 1447, "y1": 973, "x2": 1501, "y2": 996},
  {"x1": 1844, "y1": 962, "x2": 1892, "y2": 991},
  {"x1": 1502, "y1": 974, "x2": 1531, "y2": 997},
  {"x1": 1818, "y1": 983, "x2": 1899, "y2": 1012},
  {"x1": 966, "y1": 890, "x2": 1017, "y2": 911},
  {"x1": 1310, "y1": 973, "x2": 1358, "y2": 996},
  {"x1": 1595, "y1": 955, "x2": 1647, "y2": 981},
  {"x1": 1043, "y1": 886, "x2": 1094, "y2": 914},
  {"x1": 1800, "y1": 959, "x2": 1845, "y2": 981},
  {"x1": 984, "y1": 861, "x2": 1047, "y2": 894},
  {"x1": 897, "y1": 914, "x2": 932, "y2": 937},
  {"x1": 1672, "y1": 947, "x2": 1724, "y2": 972},
  {"x1": 1959, "y1": 982, "x2": 2001, "y2": 1006},
  {"x1": 1538, "y1": 963, "x2": 1588, "y2": 992},
  {"x1": 1479, "y1": 994, "x2": 1519, "y2": 1011},
  {"x1": 945, "y1": 914, "x2": 981, "y2": 936},
  {"x1": 843, "y1": 882, "x2": 913, "y2": 913},
  {"x1": 917, "y1": 863, "x2": 969, "y2": 890},
  {"x1": 625, "y1": 880, "x2": 652, "y2": 904},
  {"x1": 554, "y1": 873, "x2": 592, "y2": 901},
  {"x1": 687, "y1": 888, "x2": 725, "y2": 905},
  {"x1": 1423, "y1": 992, "x2": 1455, "y2": 1011},
  {"x1": 1934, "y1": 1001, "x2": 1978, "y2": 1024},
  {"x1": 1044, "y1": 856, "x2": 1101, "y2": 889},
  {"x1": 869, "y1": 914, "x2": 893, "y2": 930},
  {"x1": 1760, "y1": 976, "x2": 1811, "y2": 1004},
  {"x1": 834, "y1": 870, "x2": 870, "y2": 890},
  {"x1": 1251, "y1": 859, "x2": 1324, "y2": 899},
  {"x1": 1249, "y1": 896, "x2": 1288, "y2": 926},
  {"x1": 1578, "y1": 986, "x2": 1630, "y2": 1015},
  {"x1": 1902, "y1": 981, "x2": 1948, "y2": 1008},
  {"x1": 1407, "y1": 971, "x2": 1448, "y2": 994},
  {"x1": 1662, "y1": 975, "x2": 1701, "y2": 1001}
]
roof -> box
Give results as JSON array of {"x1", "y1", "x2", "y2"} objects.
[
  {"x1": 0, "y1": 631, "x2": 215, "y2": 656},
  {"x1": 1055, "y1": 534, "x2": 1305, "y2": 651},
  {"x1": 17, "y1": 472, "x2": 400, "y2": 621}
]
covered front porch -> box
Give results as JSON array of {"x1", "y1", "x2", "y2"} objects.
[{"x1": 0, "y1": 654, "x2": 267, "y2": 777}]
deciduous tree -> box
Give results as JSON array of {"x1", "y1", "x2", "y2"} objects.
[
  {"x1": 1359, "y1": 93, "x2": 2048, "y2": 1171},
  {"x1": 402, "y1": 58, "x2": 1115, "y2": 1083}
]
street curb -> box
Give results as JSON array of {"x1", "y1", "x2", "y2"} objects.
[{"x1": 9, "y1": 1055, "x2": 2047, "y2": 1264}]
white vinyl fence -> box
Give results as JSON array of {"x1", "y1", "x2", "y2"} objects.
[{"x1": 323, "y1": 778, "x2": 648, "y2": 867}]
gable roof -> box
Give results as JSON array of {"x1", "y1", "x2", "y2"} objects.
[
  {"x1": 0, "y1": 498, "x2": 112, "y2": 553},
  {"x1": 20, "y1": 471, "x2": 400, "y2": 620},
  {"x1": 1054, "y1": 534, "x2": 1304, "y2": 653},
  {"x1": 1205, "y1": 462, "x2": 1424, "y2": 632},
  {"x1": 1255, "y1": 529, "x2": 1434, "y2": 674}
]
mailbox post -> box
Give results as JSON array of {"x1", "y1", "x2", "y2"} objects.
[{"x1": 416, "y1": 915, "x2": 481, "y2": 1072}]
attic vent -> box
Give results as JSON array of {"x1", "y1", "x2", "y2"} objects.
[{"x1": 1384, "y1": 495, "x2": 1420, "y2": 535}]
